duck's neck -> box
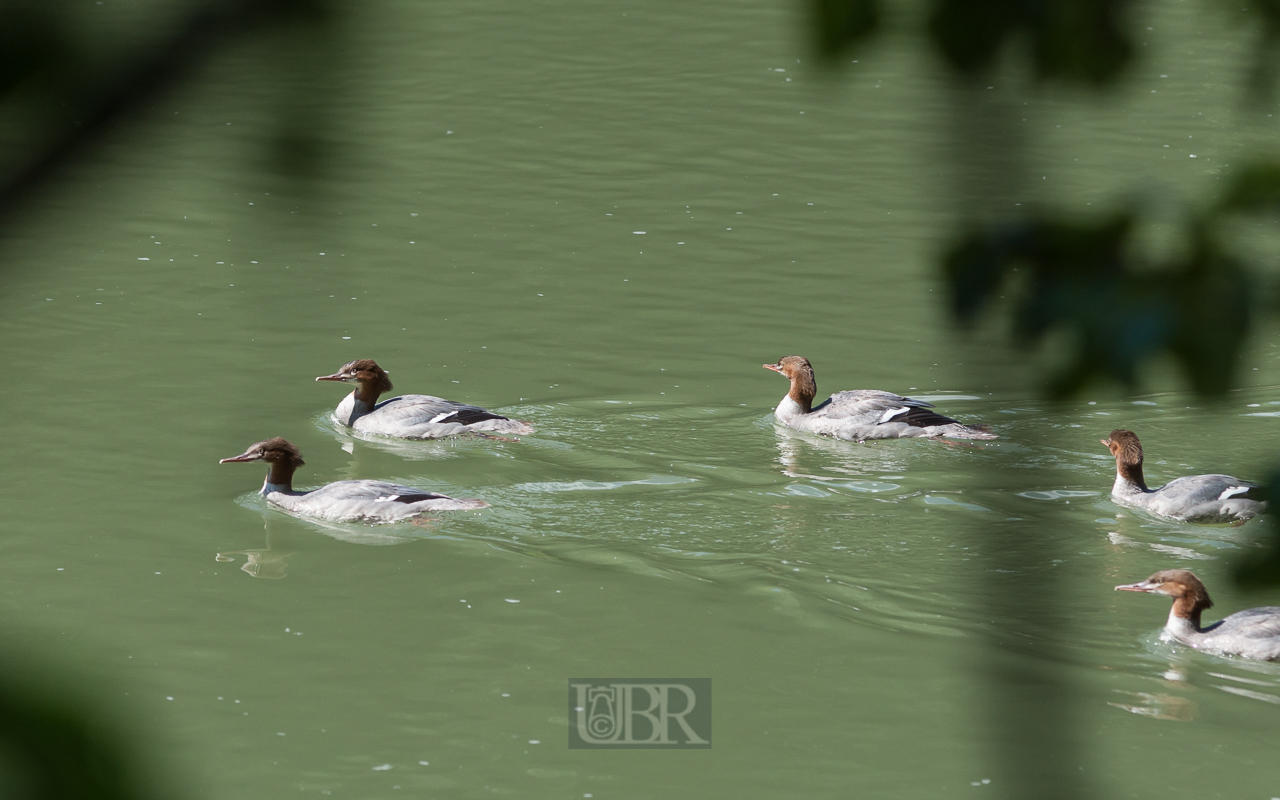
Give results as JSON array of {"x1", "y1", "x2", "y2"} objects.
[
  {"x1": 261, "y1": 462, "x2": 297, "y2": 496},
  {"x1": 1113, "y1": 458, "x2": 1147, "y2": 493},
  {"x1": 788, "y1": 371, "x2": 816, "y2": 414},
  {"x1": 354, "y1": 380, "x2": 383, "y2": 409},
  {"x1": 1167, "y1": 597, "x2": 1206, "y2": 634},
  {"x1": 343, "y1": 382, "x2": 383, "y2": 423}
]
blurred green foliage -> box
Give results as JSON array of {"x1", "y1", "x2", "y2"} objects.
[
  {"x1": 943, "y1": 167, "x2": 1278, "y2": 398},
  {"x1": 1236, "y1": 469, "x2": 1280, "y2": 588},
  {"x1": 0, "y1": 657, "x2": 161, "y2": 800},
  {"x1": 812, "y1": 1, "x2": 1280, "y2": 582},
  {"x1": 811, "y1": 0, "x2": 880, "y2": 61},
  {"x1": 0, "y1": 0, "x2": 333, "y2": 219},
  {"x1": 812, "y1": 0, "x2": 1280, "y2": 399},
  {"x1": 0, "y1": 0, "x2": 332, "y2": 793},
  {"x1": 928, "y1": 0, "x2": 1132, "y2": 83},
  {"x1": 814, "y1": 0, "x2": 1280, "y2": 88}
]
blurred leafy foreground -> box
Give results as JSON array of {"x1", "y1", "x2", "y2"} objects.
[
  {"x1": 0, "y1": 0, "x2": 327, "y2": 796},
  {"x1": 814, "y1": 0, "x2": 1280, "y2": 584}
]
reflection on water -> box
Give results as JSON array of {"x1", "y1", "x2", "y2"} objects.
[
  {"x1": 1208, "y1": 665, "x2": 1280, "y2": 705},
  {"x1": 216, "y1": 548, "x2": 292, "y2": 580},
  {"x1": 771, "y1": 420, "x2": 916, "y2": 479},
  {"x1": 1107, "y1": 532, "x2": 1217, "y2": 561},
  {"x1": 217, "y1": 516, "x2": 296, "y2": 579},
  {"x1": 1017, "y1": 489, "x2": 1099, "y2": 501},
  {"x1": 512, "y1": 475, "x2": 696, "y2": 493},
  {"x1": 1109, "y1": 690, "x2": 1198, "y2": 721},
  {"x1": 1214, "y1": 685, "x2": 1280, "y2": 704}
]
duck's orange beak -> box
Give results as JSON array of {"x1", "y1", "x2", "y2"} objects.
[
  {"x1": 763, "y1": 363, "x2": 783, "y2": 374},
  {"x1": 315, "y1": 371, "x2": 347, "y2": 382},
  {"x1": 219, "y1": 449, "x2": 260, "y2": 464}
]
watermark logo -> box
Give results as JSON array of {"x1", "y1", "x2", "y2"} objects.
[{"x1": 568, "y1": 679, "x2": 711, "y2": 749}]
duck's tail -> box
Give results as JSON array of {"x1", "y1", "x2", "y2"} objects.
[
  {"x1": 474, "y1": 418, "x2": 535, "y2": 435},
  {"x1": 942, "y1": 423, "x2": 998, "y2": 440},
  {"x1": 414, "y1": 497, "x2": 490, "y2": 511}
]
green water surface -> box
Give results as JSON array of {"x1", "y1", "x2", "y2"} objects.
[{"x1": 2, "y1": 1, "x2": 1279, "y2": 798}]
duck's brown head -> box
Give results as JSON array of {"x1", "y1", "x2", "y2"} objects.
[
  {"x1": 220, "y1": 437, "x2": 305, "y2": 490},
  {"x1": 316, "y1": 359, "x2": 393, "y2": 403},
  {"x1": 1101, "y1": 428, "x2": 1147, "y2": 488},
  {"x1": 763, "y1": 355, "x2": 816, "y2": 411},
  {"x1": 1115, "y1": 569, "x2": 1214, "y2": 625},
  {"x1": 219, "y1": 437, "x2": 305, "y2": 468},
  {"x1": 1101, "y1": 429, "x2": 1143, "y2": 465}
]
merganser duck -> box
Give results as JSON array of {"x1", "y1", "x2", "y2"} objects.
[
  {"x1": 763, "y1": 356, "x2": 996, "y2": 441},
  {"x1": 220, "y1": 438, "x2": 487, "y2": 523},
  {"x1": 1101, "y1": 429, "x2": 1265, "y2": 522},
  {"x1": 1116, "y1": 569, "x2": 1280, "y2": 661},
  {"x1": 316, "y1": 359, "x2": 533, "y2": 439}
]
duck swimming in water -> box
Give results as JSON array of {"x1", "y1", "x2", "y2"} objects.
[
  {"x1": 1101, "y1": 429, "x2": 1265, "y2": 523},
  {"x1": 763, "y1": 356, "x2": 996, "y2": 441},
  {"x1": 317, "y1": 359, "x2": 533, "y2": 439},
  {"x1": 1116, "y1": 569, "x2": 1280, "y2": 661},
  {"x1": 220, "y1": 438, "x2": 487, "y2": 523}
]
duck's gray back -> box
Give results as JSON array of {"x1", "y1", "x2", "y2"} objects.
[
  {"x1": 1189, "y1": 607, "x2": 1280, "y2": 661},
  {"x1": 1141, "y1": 474, "x2": 1266, "y2": 522},
  {"x1": 779, "y1": 389, "x2": 995, "y2": 441},
  {"x1": 349, "y1": 394, "x2": 531, "y2": 438},
  {"x1": 267, "y1": 479, "x2": 487, "y2": 523}
]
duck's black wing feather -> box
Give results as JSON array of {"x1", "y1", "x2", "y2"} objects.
[{"x1": 428, "y1": 405, "x2": 511, "y2": 426}]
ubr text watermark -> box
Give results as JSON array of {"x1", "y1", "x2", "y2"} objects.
[{"x1": 568, "y1": 678, "x2": 711, "y2": 749}]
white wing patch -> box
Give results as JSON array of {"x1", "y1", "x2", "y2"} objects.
[
  {"x1": 428, "y1": 411, "x2": 456, "y2": 424},
  {"x1": 877, "y1": 407, "x2": 910, "y2": 424},
  {"x1": 374, "y1": 495, "x2": 400, "y2": 503},
  {"x1": 1218, "y1": 486, "x2": 1251, "y2": 501}
]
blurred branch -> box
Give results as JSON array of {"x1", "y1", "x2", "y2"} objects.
[{"x1": 0, "y1": 0, "x2": 328, "y2": 224}]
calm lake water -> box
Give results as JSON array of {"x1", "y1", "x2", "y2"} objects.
[{"x1": 2, "y1": 1, "x2": 1279, "y2": 797}]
